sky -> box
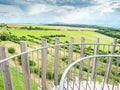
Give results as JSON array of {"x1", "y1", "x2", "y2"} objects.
[{"x1": 0, "y1": 0, "x2": 120, "y2": 26}]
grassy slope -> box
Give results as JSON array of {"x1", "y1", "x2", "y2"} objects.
[
  {"x1": 9, "y1": 26, "x2": 113, "y2": 44},
  {"x1": 0, "y1": 66, "x2": 39, "y2": 90},
  {"x1": 0, "y1": 25, "x2": 117, "y2": 88}
]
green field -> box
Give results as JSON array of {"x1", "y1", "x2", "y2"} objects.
[
  {"x1": 9, "y1": 26, "x2": 113, "y2": 44},
  {"x1": 0, "y1": 24, "x2": 119, "y2": 89}
]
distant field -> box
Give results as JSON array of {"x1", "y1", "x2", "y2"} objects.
[
  {"x1": 9, "y1": 25, "x2": 113, "y2": 44},
  {"x1": 45, "y1": 25, "x2": 98, "y2": 31},
  {"x1": 0, "y1": 24, "x2": 119, "y2": 89}
]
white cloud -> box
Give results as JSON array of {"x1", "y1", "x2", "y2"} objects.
[
  {"x1": 27, "y1": 4, "x2": 75, "y2": 16},
  {"x1": 27, "y1": 4, "x2": 54, "y2": 15},
  {"x1": 49, "y1": 0, "x2": 57, "y2": 4},
  {"x1": 0, "y1": 0, "x2": 120, "y2": 25},
  {"x1": 0, "y1": 4, "x2": 24, "y2": 15},
  {"x1": 53, "y1": 0, "x2": 120, "y2": 23},
  {"x1": 95, "y1": 3, "x2": 114, "y2": 15},
  {"x1": 57, "y1": 8, "x2": 91, "y2": 23},
  {"x1": 94, "y1": 0, "x2": 120, "y2": 14},
  {"x1": 0, "y1": 4, "x2": 25, "y2": 23}
]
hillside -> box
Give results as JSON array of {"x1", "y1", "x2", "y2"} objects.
[
  {"x1": 0, "y1": 24, "x2": 115, "y2": 50},
  {"x1": 0, "y1": 24, "x2": 119, "y2": 89}
]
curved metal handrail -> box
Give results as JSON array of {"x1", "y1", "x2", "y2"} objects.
[{"x1": 59, "y1": 55, "x2": 120, "y2": 90}]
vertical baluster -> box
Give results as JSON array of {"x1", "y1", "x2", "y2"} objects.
[
  {"x1": 79, "y1": 37, "x2": 85, "y2": 90},
  {"x1": 68, "y1": 37, "x2": 74, "y2": 65},
  {"x1": 20, "y1": 41, "x2": 31, "y2": 90},
  {"x1": 41, "y1": 39, "x2": 47, "y2": 90},
  {"x1": 54, "y1": 37, "x2": 59, "y2": 87},
  {"x1": 92, "y1": 37, "x2": 100, "y2": 80},
  {"x1": 91, "y1": 37, "x2": 100, "y2": 90},
  {"x1": 0, "y1": 46, "x2": 14, "y2": 90},
  {"x1": 104, "y1": 38, "x2": 117, "y2": 83}
]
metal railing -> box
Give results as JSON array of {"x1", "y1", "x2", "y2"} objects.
[
  {"x1": 59, "y1": 55, "x2": 120, "y2": 90},
  {"x1": 0, "y1": 37, "x2": 120, "y2": 90}
]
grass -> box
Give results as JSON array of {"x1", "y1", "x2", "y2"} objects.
[
  {"x1": 0, "y1": 24, "x2": 118, "y2": 89},
  {"x1": 9, "y1": 26, "x2": 113, "y2": 44},
  {"x1": 0, "y1": 66, "x2": 39, "y2": 90}
]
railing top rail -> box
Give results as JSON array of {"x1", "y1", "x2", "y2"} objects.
[
  {"x1": 0, "y1": 42, "x2": 120, "y2": 64},
  {"x1": 59, "y1": 54, "x2": 120, "y2": 90}
]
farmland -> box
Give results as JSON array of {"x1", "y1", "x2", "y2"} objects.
[
  {"x1": 0, "y1": 24, "x2": 120, "y2": 89},
  {"x1": 0, "y1": 24, "x2": 114, "y2": 51},
  {"x1": 8, "y1": 25, "x2": 113, "y2": 44}
]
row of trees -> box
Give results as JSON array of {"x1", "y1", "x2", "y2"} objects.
[
  {"x1": 20, "y1": 26, "x2": 60, "y2": 31},
  {"x1": 96, "y1": 30, "x2": 120, "y2": 40},
  {"x1": 0, "y1": 23, "x2": 8, "y2": 28}
]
